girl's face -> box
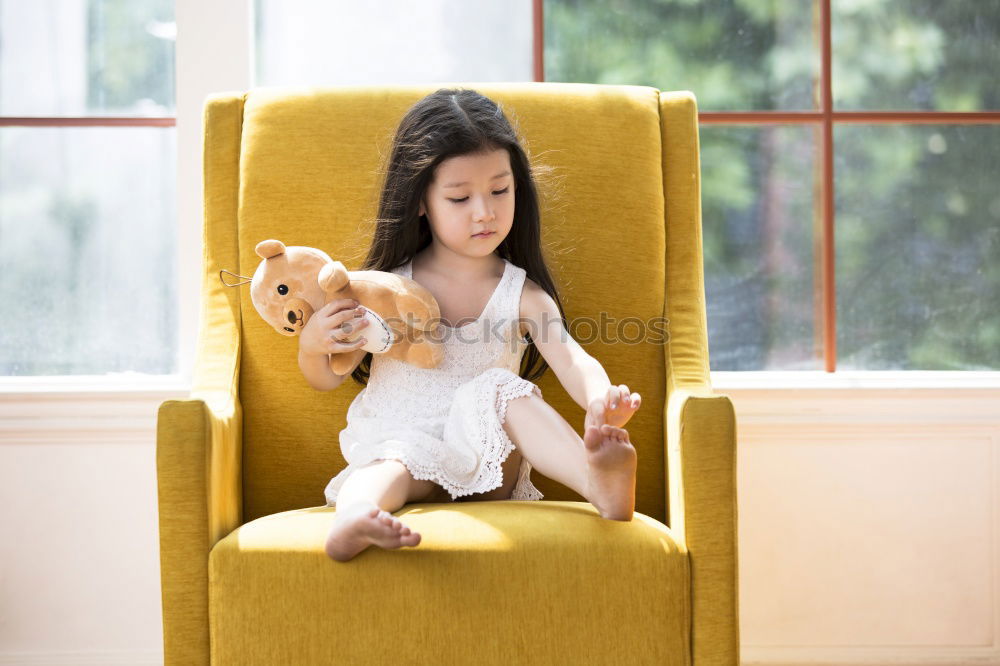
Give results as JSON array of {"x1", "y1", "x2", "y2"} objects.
[{"x1": 419, "y1": 148, "x2": 515, "y2": 259}]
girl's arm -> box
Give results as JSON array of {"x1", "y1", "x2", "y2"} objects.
[
  {"x1": 520, "y1": 282, "x2": 641, "y2": 426},
  {"x1": 298, "y1": 350, "x2": 348, "y2": 391},
  {"x1": 298, "y1": 299, "x2": 368, "y2": 391}
]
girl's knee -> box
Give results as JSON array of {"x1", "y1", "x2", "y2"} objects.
[
  {"x1": 361, "y1": 458, "x2": 407, "y2": 473},
  {"x1": 356, "y1": 457, "x2": 445, "y2": 504},
  {"x1": 508, "y1": 390, "x2": 541, "y2": 409},
  {"x1": 385, "y1": 459, "x2": 443, "y2": 502},
  {"x1": 502, "y1": 392, "x2": 546, "y2": 435}
]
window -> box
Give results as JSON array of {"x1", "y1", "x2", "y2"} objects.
[
  {"x1": 254, "y1": 0, "x2": 534, "y2": 86},
  {"x1": 544, "y1": 0, "x2": 1000, "y2": 371},
  {"x1": 0, "y1": 0, "x2": 177, "y2": 377},
  {"x1": 13, "y1": 1, "x2": 991, "y2": 379}
]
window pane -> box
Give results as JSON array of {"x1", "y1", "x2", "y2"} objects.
[
  {"x1": 835, "y1": 125, "x2": 1000, "y2": 370},
  {"x1": 703, "y1": 125, "x2": 820, "y2": 371},
  {"x1": 545, "y1": 0, "x2": 819, "y2": 111},
  {"x1": 0, "y1": 0, "x2": 175, "y2": 117},
  {"x1": 832, "y1": 0, "x2": 1000, "y2": 111},
  {"x1": 0, "y1": 127, "x2": 177, "y2": 375},
  {"x1": 254, "y1": 0, "x2": 533, "y2": 86}
]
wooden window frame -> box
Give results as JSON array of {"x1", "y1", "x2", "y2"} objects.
[{"x1": 533, "y1": 0, "x2": 1000, "y2": 373}]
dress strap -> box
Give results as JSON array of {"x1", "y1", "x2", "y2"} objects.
[{"x1": 499, "y1": 260, "x2": 527, "y2": 331}]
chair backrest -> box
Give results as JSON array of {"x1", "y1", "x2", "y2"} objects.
[{"x1": 200, "y1": 82, "x2": 710, "y2": 523}]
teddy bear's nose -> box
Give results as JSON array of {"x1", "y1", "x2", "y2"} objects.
[{"x1": 287, "y1": 311, "x2": 298, "y2": 324}]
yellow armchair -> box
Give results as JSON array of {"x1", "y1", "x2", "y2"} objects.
[{"x1": 157, "y1": 82, "x2": 739, "y2": 665}]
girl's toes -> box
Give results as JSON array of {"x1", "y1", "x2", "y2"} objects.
[{"x1": 583, "y1": 425, "x2": 603, "y2": 451}]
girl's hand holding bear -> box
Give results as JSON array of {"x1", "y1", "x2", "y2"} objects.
[{"x1": 299, "y1": 298, "x2": 371, "y2": 356}]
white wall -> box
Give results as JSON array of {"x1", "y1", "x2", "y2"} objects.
[
  {"x1": 0, "y1": 389, "x2": 171, "y2": 665},
  {"x1": 728, "y1": 375, "x2": 1000, "y2": 665},
  {"x1": 2, "y1": 381, "x2": 999, "y2": 665}
]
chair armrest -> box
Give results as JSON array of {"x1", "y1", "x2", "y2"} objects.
[
  {"x1": 154, "y1": 91, "x2": 246, "y2": 665},
  {"x1": 156, "y1": 389, "x2": 242, "y2": 666},
  {"x1": 666, "y1": 384, "x2": 739, "y2": 665}
]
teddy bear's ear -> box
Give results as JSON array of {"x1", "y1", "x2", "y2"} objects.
[{"x1": 255, "y1": 239, "x2": 286, "y2": 260}]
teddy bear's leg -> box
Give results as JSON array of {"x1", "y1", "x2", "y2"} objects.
[
  {"x1": 394, "y1": 293, "x2": 438, "y2": 331},
  {"x1": 378, "y1": 325, "x2": 443, "y2": 369},
  {"x1": 382, "y1": 332, "x2": 410, "y2": 359},
  {"x1": 329, "y1": 348, "x2": 365, "y2": 376},
  {"x1": 403, "y1": 336, "x2": 444, "y2": 368}
]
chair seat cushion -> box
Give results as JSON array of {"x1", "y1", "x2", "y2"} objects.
[{"x1": 208, "y1": 501, "x2": 690, "y2": 664}]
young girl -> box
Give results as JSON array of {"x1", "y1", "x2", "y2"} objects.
[{"x1": 297, "y1": 88, "x2": 642, "y2": 563}]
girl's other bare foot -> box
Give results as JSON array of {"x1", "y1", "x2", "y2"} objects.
[
  {"x1": 324, "y1": 501, "x2": 421, "y2": 562},
  {"x1": 582, "y1": 423, "x2": 637, "y2": 521}
]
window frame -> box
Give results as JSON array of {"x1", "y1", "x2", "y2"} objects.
[
  {"x1": 535, "y1": 0, "x2": 1000, "y2": 380},
  {"x1": 0, "y1": 0, "x2": 252, "y2": 396}
]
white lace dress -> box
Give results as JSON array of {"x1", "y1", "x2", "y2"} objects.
[{"x1": 324, "y1": 256, "x2": 545, "y2": 505}]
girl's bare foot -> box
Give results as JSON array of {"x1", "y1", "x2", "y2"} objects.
[
  {"x1": 582, "y1": 423, "x2": 637, "y2": 521},
  {"x1": 324, "y1": 501, "x2": 421, "y2": 562}
]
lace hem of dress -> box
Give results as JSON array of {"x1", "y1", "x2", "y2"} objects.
[
  {"x1": 450, "y1": 368, "x2": 542, "y2": 500},
  {"x1": 324, "y1": 452, "x2": 543, "y2": 506},
  {"x1": 501, "y1": 377, "x2": 544, "y2": 500},
  {"x1": 335, "y1": 370, "x2": 541, "y2": 501},
  {"x1": 509, "y1": 455, "x2": 545, "y2": 501}
]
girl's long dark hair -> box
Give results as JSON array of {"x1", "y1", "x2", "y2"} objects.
[{"x1": 349, "y1": 87, "x2": 566, "y2": 386}]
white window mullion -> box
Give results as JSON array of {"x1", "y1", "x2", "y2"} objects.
[{"x1": 175, "y1": 0, "x2": 253, "y2": 386}]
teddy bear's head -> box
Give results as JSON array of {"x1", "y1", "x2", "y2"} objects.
[{"x1": 250, "y1": 239, "x2": 333, "y2": 337}]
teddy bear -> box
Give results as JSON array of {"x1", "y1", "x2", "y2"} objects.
[{"x1": 244, "y1": 239, "x2": 444, "y2": 376}]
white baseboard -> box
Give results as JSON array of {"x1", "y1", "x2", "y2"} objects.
[{"x1": 0, "y1": 651, "x2": 161, "y2": 665}]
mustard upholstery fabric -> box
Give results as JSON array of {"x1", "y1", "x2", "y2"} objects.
[
  {"x1": 156, "y1": 82, "x2": 740, "y2": 665},
  {"x1": 209, "y1": 503, "x2": 689, "y2": 663}
]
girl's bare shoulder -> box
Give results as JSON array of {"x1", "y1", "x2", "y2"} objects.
[{"x1": 519, "y1": 277, "x2": 559, "y2": 321}]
